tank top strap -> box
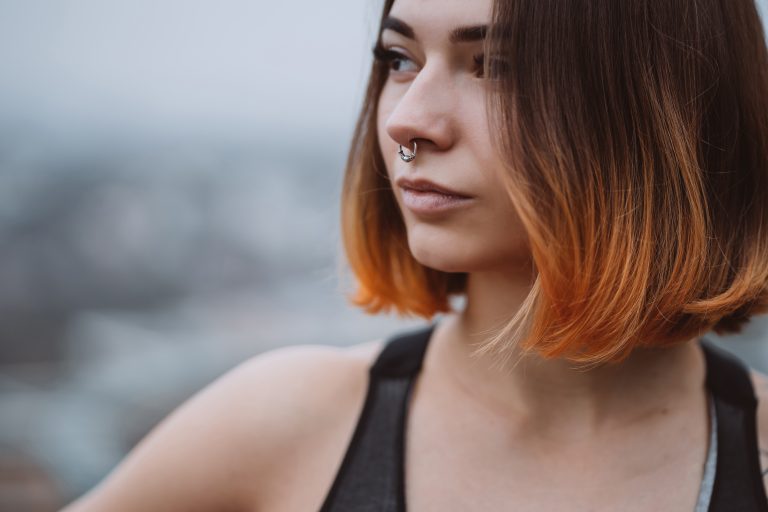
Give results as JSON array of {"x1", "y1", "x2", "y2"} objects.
[
  {"x1": 370, "y1": 323, "x2": 435, "y2": 378},
  {"x1": 319, "y1": 323, "x2": 436, "y2": 512},
  {"x1": 699, "y1": 337, "x2": 768, "y2": 511}
]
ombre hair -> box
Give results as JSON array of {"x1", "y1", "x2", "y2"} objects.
[{"x1": 339, "y1": 0, "x2": 768, "y2": 366}]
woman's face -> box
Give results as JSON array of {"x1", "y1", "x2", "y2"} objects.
[{"x1": 376, "y1": 0, "x2": 529, "y2": 275}]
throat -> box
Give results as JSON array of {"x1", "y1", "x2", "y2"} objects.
[{"x1": 428, "y1": 314, "x2": 707, "y2": 438}]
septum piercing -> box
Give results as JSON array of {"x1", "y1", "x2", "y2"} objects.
[{"x1": 398, "y1": 140, "x2": 417, "y2": 163}]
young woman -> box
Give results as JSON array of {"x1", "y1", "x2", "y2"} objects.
[{"x1": 63, "y1": 0, "x2": 768, "y2": 510}]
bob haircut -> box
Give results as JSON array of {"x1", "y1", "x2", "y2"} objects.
[{"x1": 339, "y1": 0, "x2": 768, "y2": 366}]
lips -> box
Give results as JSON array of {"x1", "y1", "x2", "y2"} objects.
[{"x1": 395, "y1": 177, "x2": 472, "y2": 198}]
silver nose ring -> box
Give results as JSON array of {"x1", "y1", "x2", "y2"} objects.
[{"x1": 398, "y1": 140, "x2": 417, "y2": 163}]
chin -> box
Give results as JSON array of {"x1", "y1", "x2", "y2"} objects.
[
  {"x1": 406, "y1": 238, "x2": 477, "y2": 273},
  {"x1": 408, "y1": 234, "x2": 532, "y2": 276}
]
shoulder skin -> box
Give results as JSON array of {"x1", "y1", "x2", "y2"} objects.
[{"x1": 60, "y1": 339, "x2": 385, "y2": 512}]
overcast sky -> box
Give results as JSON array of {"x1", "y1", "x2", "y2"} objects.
[
  {"x1": 0, "y1": 0, "x2": 765, "y2": 150},
  {"x1": 0, "y1": 0, "x2": 382, "y2": 149}
]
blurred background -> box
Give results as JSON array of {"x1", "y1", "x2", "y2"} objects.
[{"x1": 0, "y1": 1, "x2": 766, "y2": 510}]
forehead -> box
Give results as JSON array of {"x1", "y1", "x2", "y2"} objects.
[{"x1": 386, "y1": 0, "x2": 492, "y2": 42}]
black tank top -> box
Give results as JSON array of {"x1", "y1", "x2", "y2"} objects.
[{"x1": 319, "y1": 322, "x2": 768, "y2": 511}]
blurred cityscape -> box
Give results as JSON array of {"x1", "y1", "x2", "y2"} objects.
[
  {"x1": 0, "y1": 1, "x2": 767, "y2": 511},
  {"x1": 0, "y1": 130, "x2": 428, "y2": 510}
]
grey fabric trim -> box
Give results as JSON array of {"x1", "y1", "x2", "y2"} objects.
[{"x1": 695, "y1": 394, "x2": 718, "y2": 512}]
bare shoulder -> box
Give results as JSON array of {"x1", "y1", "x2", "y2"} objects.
[
  {"x1": 345, "y1": 337, "x2": 388, "y2": 359},
  {"x1": 62, "y1": 338, "x2": 387, "y2": 512},
  {"x1": 749, "y1": 369, "x2": 768, "y2": 495},
  {"x1": 256, "y1": 339, "x2": 388, "y2": 500},
  {"x1": 240, "y1": 340, "x2": 383, "y2": 511}
]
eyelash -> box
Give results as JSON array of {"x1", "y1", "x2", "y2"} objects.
[{"x1": 371, "y1": 42, "x2": 492, "y2": 79}]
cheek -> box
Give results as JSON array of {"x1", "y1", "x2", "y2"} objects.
[
  {"x1": 376, "y1": 93, "x2": 397, "y2": 165},
  {"x1": 464, "y1": 103, "x2": 498, "y2": 169}
]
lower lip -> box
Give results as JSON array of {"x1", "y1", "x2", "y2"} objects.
[{"x1": 400, "y1": 187, "x2": 474, "y2": 215}]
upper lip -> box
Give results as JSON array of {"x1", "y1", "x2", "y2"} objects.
[{"x1": 395, "y1": 177, "x2": 472, "y2": 198}]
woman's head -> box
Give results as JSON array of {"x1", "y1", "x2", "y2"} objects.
[
  {"x1": 375, "y1": 0, "x2": 531, "y2": 280},
  {"x1": 340, "y1": 0, "x2": 768, "y2": 365}
]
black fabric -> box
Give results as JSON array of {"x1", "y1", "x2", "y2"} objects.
[
  {"x1": 319, "y1": 324, "x2": 768, "y2": 511},
  {"x1": 700, "y1": 339, "x2": 768, "y2": 511},
  {"x1": 318, "y1": 325, "x2": 433, "y2": 512}
]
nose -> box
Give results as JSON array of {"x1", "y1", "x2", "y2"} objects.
[{"x1": 383, "y1": 61, "x2": 456, "y2": 154}]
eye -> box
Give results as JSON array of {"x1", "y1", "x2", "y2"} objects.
[
  {"x1": 473, "y1": 53, "x2": 510, "y2": 79},
  {"x1": 372, "y1": 43, "x2": 419, "y2": 73}
]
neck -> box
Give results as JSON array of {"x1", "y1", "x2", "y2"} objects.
[{"x1": 433, "y1": 270, "x2": 707, "y2": 439}]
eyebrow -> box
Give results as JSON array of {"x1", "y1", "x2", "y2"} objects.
[{"x1": 380, "y1": 15, "x2": 487, "y2": 44}]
